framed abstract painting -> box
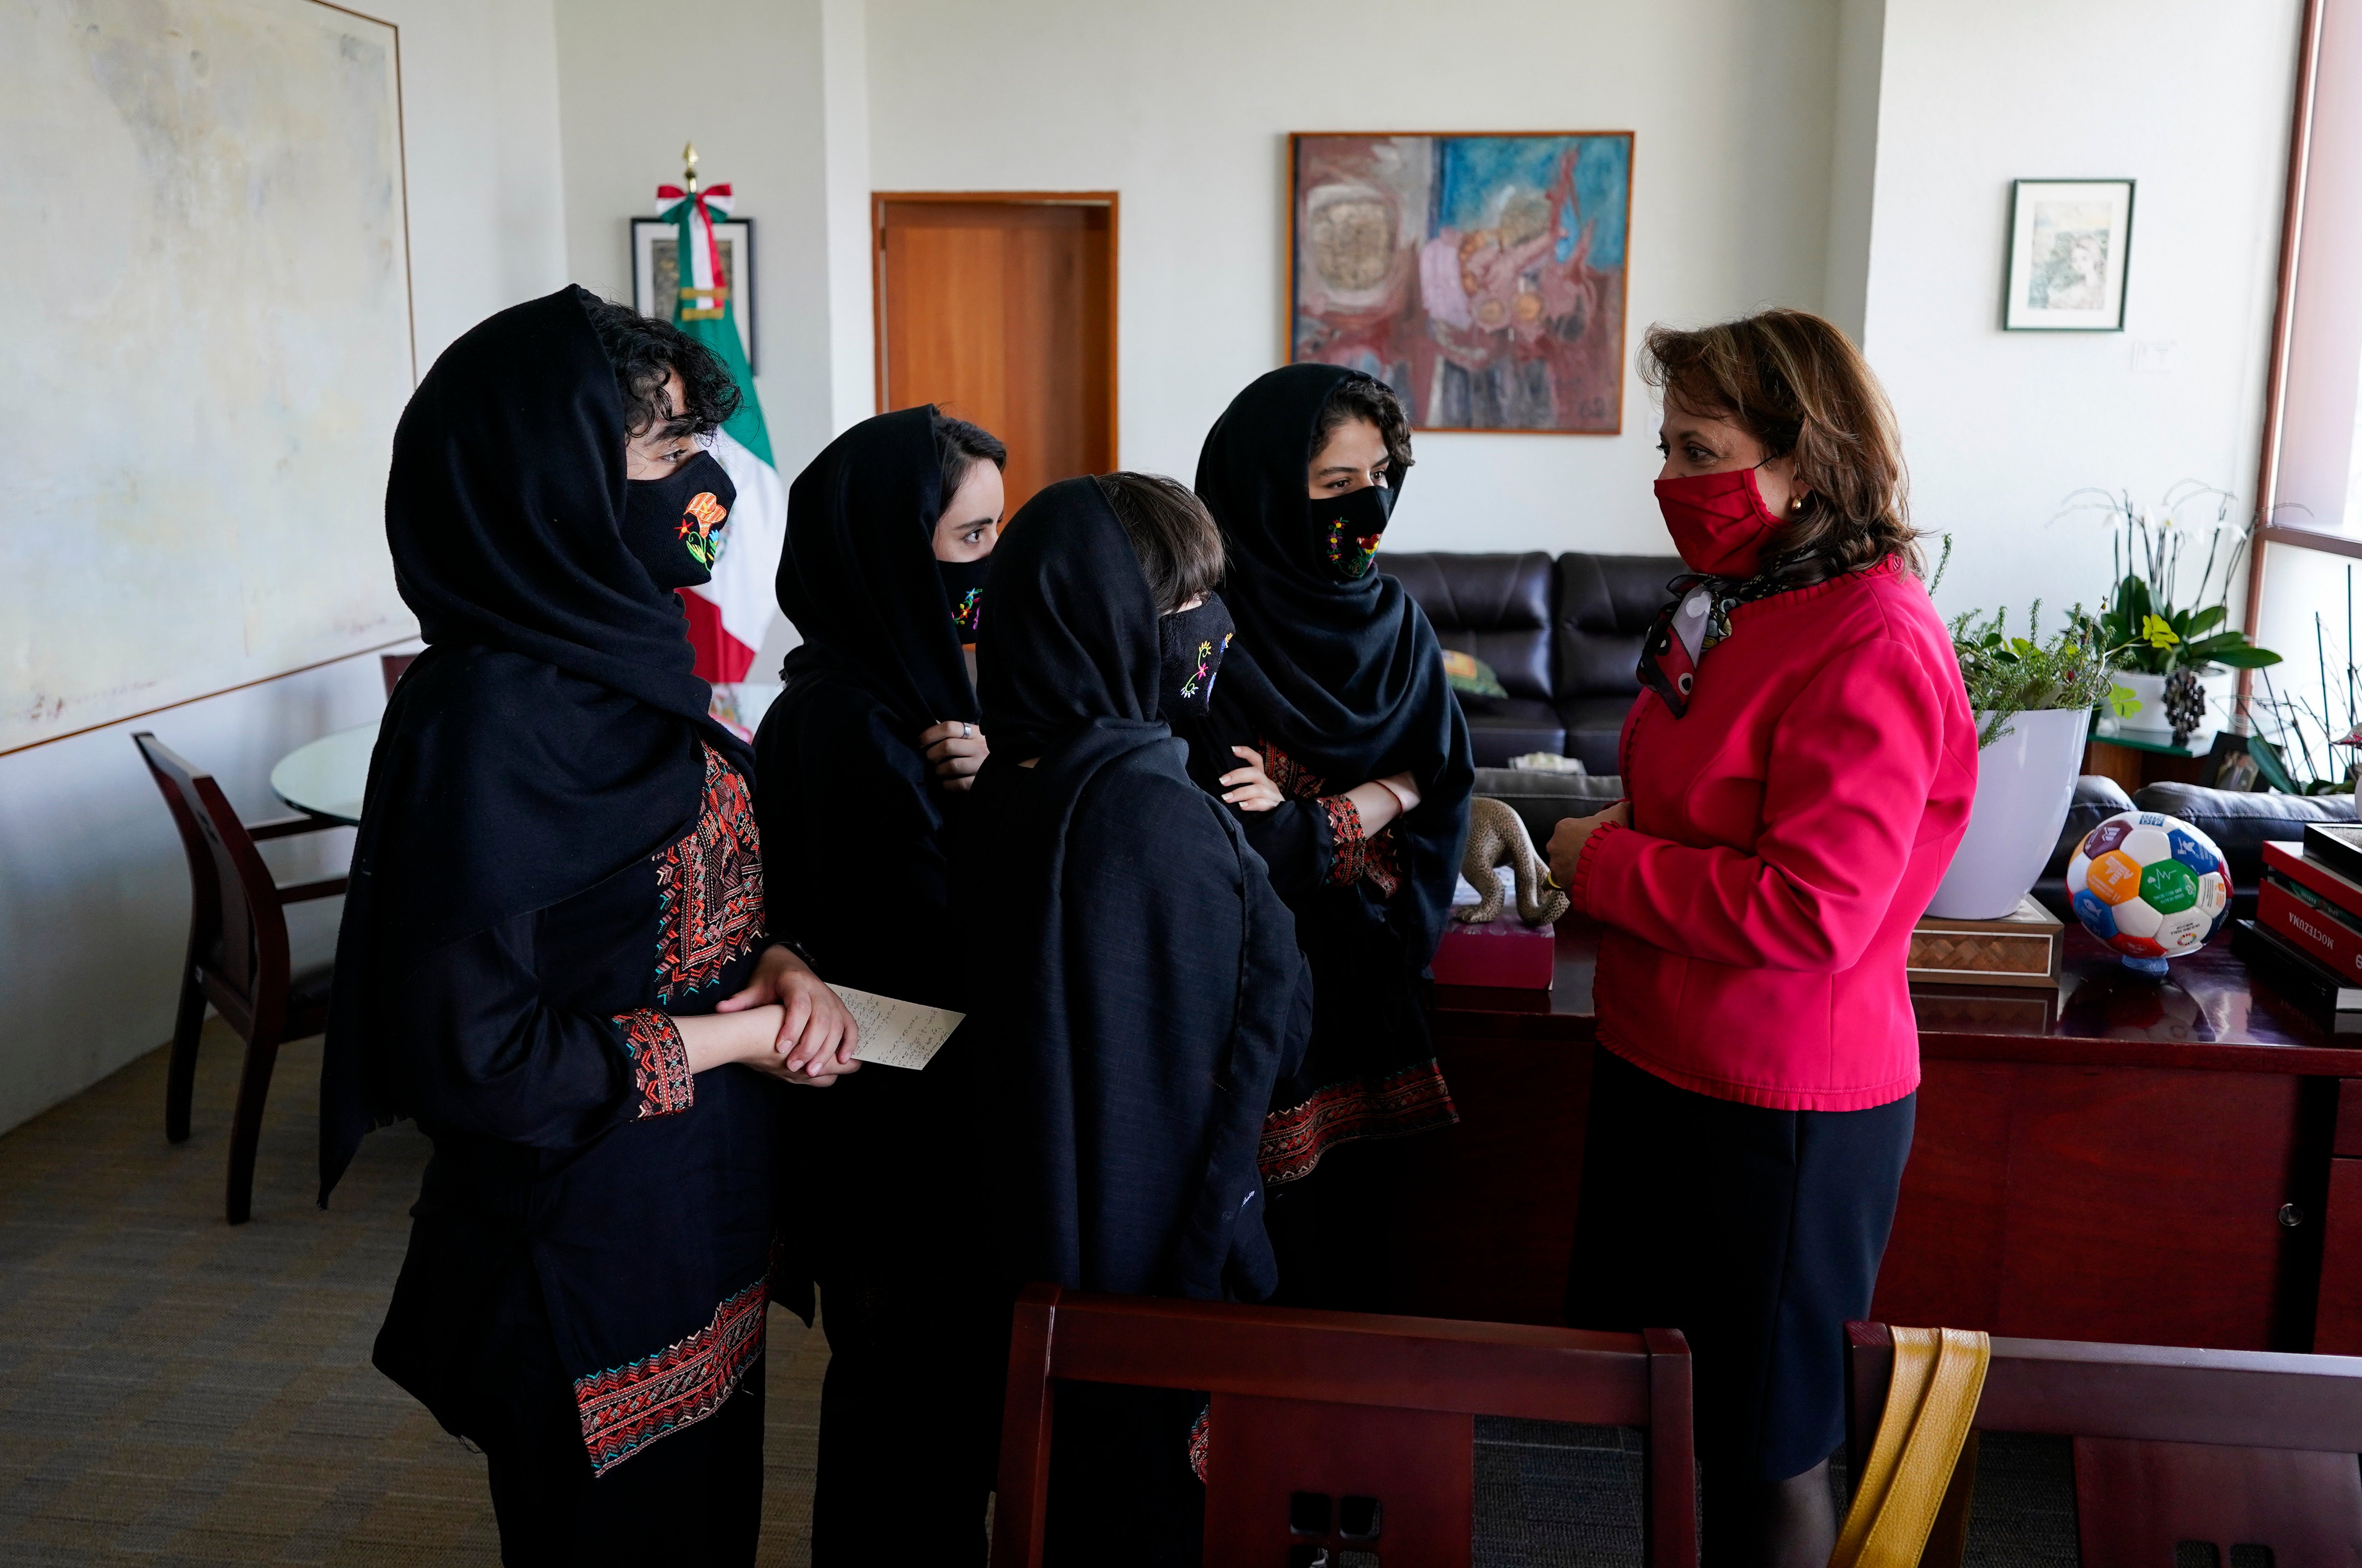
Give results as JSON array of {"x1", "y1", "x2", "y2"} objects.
[
  {"x1": 2003, "y1": 179, "x2": 2134, "y2": 331},
  {"x1": 1288, "y1": 131, "x2": 1633, "y2": 434}
]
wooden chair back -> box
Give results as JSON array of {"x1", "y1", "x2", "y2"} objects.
[
  {"x1": 380, "y1": 651, "x2": 417, "y2": 696},
  {"x1": 1847, "y1": 1322, "x2": 2362, "y2": 1567},
  {"x1": 997, "y1": 1284, "x2": 1696, "y2": 1568},
  {"x1": 136, "y1": 732, "x2": 292, "y2": 1034}
]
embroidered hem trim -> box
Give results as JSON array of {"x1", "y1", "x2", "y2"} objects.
[
  {"x1": 574, "y1": 1276, "x2": 767, "y2": 1475},
  {"x1": 1258, "y1": 1059, "x2": 1460, "y2": 1186},
  {"x1": 1188, "y1": 1402, "x2": 1211, "y2": 1483},
  {"x1": 615, "y1": 1009, "x2": 694, "y2": 1120}
]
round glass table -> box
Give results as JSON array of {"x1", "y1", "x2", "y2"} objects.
[{"x1": 270, "y1": 723, "x2": 377, "y2": 826}]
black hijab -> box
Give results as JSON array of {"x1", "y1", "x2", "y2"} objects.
[
  {"x1": 320, "y1": 285, "x2": 751, "y2": 1201},
  {"x1": 965, "y1": 477, "x2": 1309, "y2": 1299},
  {"x1": 774, "y1": 406, "x2": 978, "y2": 730},
  {"x1": 1195, "y1": 364, "x2": 1473, "y2": 968}
]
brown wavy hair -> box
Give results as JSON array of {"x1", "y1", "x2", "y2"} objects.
[{"x1": 1639, "y1": 308, "x2": 1920, "y2": 578}]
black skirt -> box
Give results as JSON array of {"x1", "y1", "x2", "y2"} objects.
[{"x1": 1564, "y1": 1046, "x2": 1915, "y2": 1483}]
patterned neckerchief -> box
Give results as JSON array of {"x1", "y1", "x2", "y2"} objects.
[{"x1": 1637, "y1": 553, "x2": 1854, "y2": 719}]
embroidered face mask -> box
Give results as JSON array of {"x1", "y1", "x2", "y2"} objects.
[
  {"x1": 622, "y1": 450, "x2": 735, "y2": 590},
  {"x1": 1307, "y1": 482, "x2": 1394, "y2": 580},
  {"x1": 936, "y1": 556, "x2": 991, "y2": 642},
  {"x1": 1653, "y1": 464, "x2": 1787, "y2": 579},
  {"x1": 1159, "y1": 594, "x2": 1236, "y2": 719}
]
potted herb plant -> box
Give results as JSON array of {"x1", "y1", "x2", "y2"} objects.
[
  {"x1": 1925, "y1": 589, "x2": 2130, "y2": 920},
  {"x1": 2067, "y1": 484, "x2": 2280, "y2": 746}
]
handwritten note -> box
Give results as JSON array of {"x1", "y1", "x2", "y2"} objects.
[{"x1": 830, "y1": 985, "x2": 965, "y2": 1071}]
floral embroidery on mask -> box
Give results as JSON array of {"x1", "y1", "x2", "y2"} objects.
[
  {"x1": 951, "y1": 587, "x2": 984, "y2": 638},
  {"x1": 1178, "y1": 631, "x2": 1233, "y2": 701},
  {"x1": 1324, "y1": 516, "x2": 1382, "y2": 579},
  {"x1": 677, "y1": 491, "x2": 730, "y2": 568}
]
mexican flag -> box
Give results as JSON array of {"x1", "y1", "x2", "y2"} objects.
[{"x1": 655, "y1": 176, "x2": 783, "y2": 692}]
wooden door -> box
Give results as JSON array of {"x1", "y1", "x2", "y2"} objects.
[{"x1": 874, "y1": 194, "x2": 1116, "y2": 513}]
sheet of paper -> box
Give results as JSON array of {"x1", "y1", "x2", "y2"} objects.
[{"x1": 831, "y1": 985, "x2": 965, "y2": 1071}]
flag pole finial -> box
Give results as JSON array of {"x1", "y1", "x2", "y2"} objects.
[{"x1": 682, "y1": 141, "x2": 700, "y2": 196}]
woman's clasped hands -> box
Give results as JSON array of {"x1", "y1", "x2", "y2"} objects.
[{"x1": 676, "y1": 943, "x2": 863, "y2": 1086}]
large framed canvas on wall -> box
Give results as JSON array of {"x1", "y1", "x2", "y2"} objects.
[{"x1": 1288, "y1": 131, "x2": 1633, "y2": 435}]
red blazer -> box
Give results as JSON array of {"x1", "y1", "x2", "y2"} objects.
[{"x1": 1569, "y1": 557, "x2": 1977, "y2": 1111}]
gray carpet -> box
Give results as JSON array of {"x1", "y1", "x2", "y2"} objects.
[{"x1": 0, "y1": 1024, "x2": 828, "y2": 1566}]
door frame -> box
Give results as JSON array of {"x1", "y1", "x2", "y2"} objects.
[{"x1": 870, "y1": 191, "x2": 1121, "y2": 464}]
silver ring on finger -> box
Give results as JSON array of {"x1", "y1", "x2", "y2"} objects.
[{"x1": 962, "y1": 723, "x2": 974, "y2": 739}]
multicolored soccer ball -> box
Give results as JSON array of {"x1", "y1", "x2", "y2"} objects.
[{"x1": 2065, "y1": 809, "x2": 2232, "y2": 962}]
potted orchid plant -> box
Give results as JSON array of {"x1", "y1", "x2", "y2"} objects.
[{"x1": 2064, "y1": 483, "x2": 2281, "y2": 746}]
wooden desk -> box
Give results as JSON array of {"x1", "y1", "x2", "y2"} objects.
[{"x1": 1409, "y1": 923, "x2": 2362, "y2": 1354}]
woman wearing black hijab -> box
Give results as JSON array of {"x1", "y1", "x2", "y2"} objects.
[
  {"x1": 319, "y1": 286, "x2": 857, "y2": 1566},
  {"x1": 753, "y1": 406, "x2": 1006, "y2": 1563},
  {"x1": 961, "y1": 473, "x2": 1312, "y2": 1564},
  {"x1": 1181, "y1": 365, "x2": 1474, "y2": 1312}
]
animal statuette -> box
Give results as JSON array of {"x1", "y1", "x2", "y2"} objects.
[{"x1": 1457, "y1": 796, "x2": 1571, "y2": 926}]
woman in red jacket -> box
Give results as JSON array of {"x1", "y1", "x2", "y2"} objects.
[{"x1": 1546, "y1": 309, "x2": 1976, "y2": 1567}]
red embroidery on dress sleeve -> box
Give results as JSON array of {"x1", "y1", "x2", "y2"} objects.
[
  {"x1": 615, "y1": 1009, "x2": 694, "y2": 1119},
  {"x1": 1322, "y1": 794, "x2": 1368, "y2": 888}
]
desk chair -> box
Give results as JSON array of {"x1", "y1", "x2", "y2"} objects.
[
  {"x1": 380, "y1": 651, "x2": 417, "y2": 696},
  {"x1": 996, "y1": 1284, "x2": 1697, "y2": 1567},
  {"x1": 135, "y1": 733, "x2": 347, "y2": 1224},
  {"x1": 1847, "y1": 1322, "x2": 2362, "y2": 1566}
]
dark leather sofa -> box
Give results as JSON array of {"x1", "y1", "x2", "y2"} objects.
[{"x1": 1380, "y1": 550, "x2": 1681, "y2": 769}]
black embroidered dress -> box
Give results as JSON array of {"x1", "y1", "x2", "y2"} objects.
[
  {"x1": 1184, "y1": 364, "x2": 1476, "y2": 1311},
  {"x1": 320, "y1": 287, "x2": 785, "y2": 1563}
]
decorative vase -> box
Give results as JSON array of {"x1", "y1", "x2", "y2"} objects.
[
  {"x1": 1924, "y1": 707, "x2": 2090, "y2": 920},
  {"x1": 2095, "y1": 668, "x2": 2234, "y2": 744}
]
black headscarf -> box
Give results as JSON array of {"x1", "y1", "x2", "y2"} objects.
[
  {"x1": 1195, "y1": 364, "x2": 1473, "y2": 970},
  {"x1": 964, "y1": 477, "x2": 1309, "y2": 1299},
  {"x1": 320, "y1": 285, "x2": 752, "y2": 1201},
  {"x1": 774, "y1": 406, "x2": 979, "y2": 730}
]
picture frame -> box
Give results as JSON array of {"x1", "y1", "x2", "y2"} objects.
[
  {"x1": 2201, "y1": 729, "x2": 2265, "y2": 792},
  {"x1": 1287, "y1": 131, "x2": 1634, "y2": 434},
  {"x1": 2003, "y1": 179, "x2": 2133, "y2": 331},
  {"x1": 632, "y1": 216, "x2": 757, "y2": 372}
]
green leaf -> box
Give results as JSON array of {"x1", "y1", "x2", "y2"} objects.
[
  {"x1": 2249, "y1": 733, "x2": 2299, "y2": 793},
  {"x1": 2208, "y1": 646, "x2": 2283, "y2": 668},
  {"x1": 2108, "y1": 684, "x2": 2142, "y2": 717},
  {"x1": 2187, "y1": 605, "x2": 2227, "y2": 634}
]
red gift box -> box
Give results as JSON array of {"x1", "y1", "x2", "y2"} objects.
[{"x1": 1431, "y1": 917, "x2": 1556, "y2": 989}]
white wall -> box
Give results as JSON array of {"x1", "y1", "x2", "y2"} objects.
[
  {"x1": 0, "y1": 0, "x2": 570, "y2": 1135},
  {"x1": 862, "y1": 0, "x2": 1846, "y2": 558},
  {"x1": 1860, "y1": 0, "x2": 2301, "y2": 633}
]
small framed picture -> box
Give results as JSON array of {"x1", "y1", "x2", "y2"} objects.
[
  {"x1": 2201, "y1": 729, "x2": 2264, "y2": 792},
  {"x1": 2003, "y1": 180, "x2": 2133, "y2": 331},
  {"x1": 631, "y1": 216, "x2": 757, "y2": 372}
]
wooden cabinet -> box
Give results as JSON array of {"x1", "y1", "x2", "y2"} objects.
[{"x1": 1414, "y1": 924, "x2": 2356, "y2": 1352}]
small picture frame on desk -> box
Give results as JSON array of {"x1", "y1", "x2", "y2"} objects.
[
  {"x1": 631, "y1": 216, "x2": 757, "y2": 372},
  {"x1": 2003, "y1": 179, "x2": 2133, "y2": 331},
  {"x1": 2201, "y1": 729, "x2": 2265, "y2": 792}
]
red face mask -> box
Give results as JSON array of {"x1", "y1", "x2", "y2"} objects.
[{"x1": 1654, "y1": 466, "x2": 1787, "y2": 578}]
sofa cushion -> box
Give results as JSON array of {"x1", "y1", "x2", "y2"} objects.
[
  {"x1": 1459, "y1": 697, "x2": 1564, "y2": 769},
  {"x1": 1381, "y1": 550, "x2": 1556, "y2": 701},
  {"x1": 1473, "y1": 765, "x2": 1628, "y2": 852},
  {"x1": 1554, "y1": 553, "x2": 1684, "y2": 699},
  {"x1": 1555, "y1": 694, "x2": 1638, "y2": 775}
]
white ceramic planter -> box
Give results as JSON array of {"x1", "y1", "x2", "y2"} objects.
[
  {"x1": 1925, "y1": 707, "x2": 2091, "y2": 920},
  {"x1": 2095, "y1": 668, "x2": 2235, "y2": 743}
]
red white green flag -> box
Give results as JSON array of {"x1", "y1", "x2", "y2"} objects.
[{"x1": 654, "y1": 176, "x2": 781, "y2": 694}]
